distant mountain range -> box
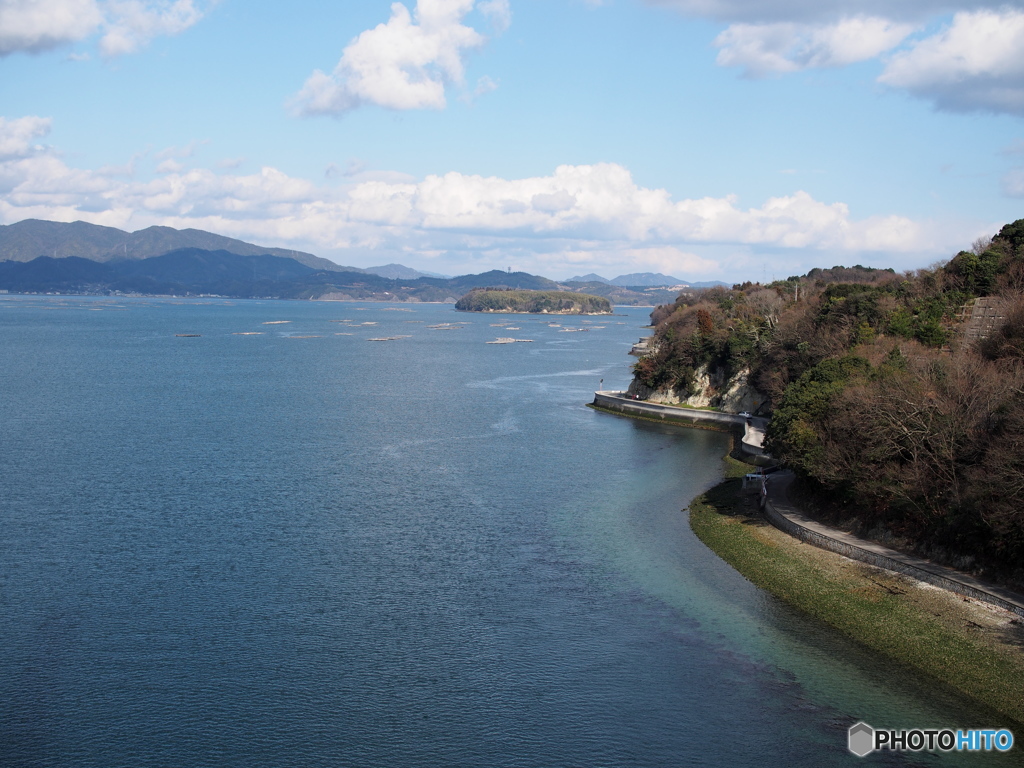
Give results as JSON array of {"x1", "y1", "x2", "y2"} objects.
[
  {"x1": 0, "y1": 219, "x2": 349, "y2": 272},
  {"x1": 363, "y1": 263, "x2": 452, "y2": 280},
  {"x1": 566, "y1": 272, "x2": 684, "y2": 287},
  {"x1": 0, "y1": 219, "x2": 719, "y2": 304},
  {"x1": 566, "y1": 272, "x2": 727, "y2": 288}
]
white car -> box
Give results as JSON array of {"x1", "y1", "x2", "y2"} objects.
[{"x1": 739, "y1": 411, "x2": 752, "y2": 418}]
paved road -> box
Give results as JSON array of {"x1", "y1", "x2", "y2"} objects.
[{"x1": 763, "y1": 471, "x2": 1024, "y2": 619}]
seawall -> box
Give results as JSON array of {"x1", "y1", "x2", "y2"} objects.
[{"x1": 591, "y1": 391, "x2": 767, "y2": 456}]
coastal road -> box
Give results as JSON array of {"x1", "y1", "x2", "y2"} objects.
[{"x1": 763, "y1": 471, "x2": 1024, "y2": 619}]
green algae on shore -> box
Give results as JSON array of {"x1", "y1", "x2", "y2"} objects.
[{"x1": 689, "y1": 476, "x2": 1024, "y2": 727}]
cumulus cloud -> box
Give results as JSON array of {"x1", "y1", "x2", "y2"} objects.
[
  {"x1": 715, "y1": 16, "x2": 913, "y2": 76},
  {"x1": 0, "y1": 116, "x2": 52, "y2": 159},
  {"x1": 0, "y1": 127, "x2": 926, "y2": 249},
  {"x1": 0, "y1": 0, "x2": 207, "y2": 57},
  {"x1": 648, "y1": 0, "x2": 1024, "y2": 115},
  {"x1": 99, "y1": 0, "x2": 204, "y2": 56},
  {"x1": 333, "y1": 164, "x2": 925, "y2": 253},
  {"x1": 879, "y1": 8, "x2": 1024, "y2": 115},
  {"x1": 0, "y1": 0, "x2": 102, "y2": 55},
  {"x1": 292, "y1": 0, "x2": 501, "y2": 116}
]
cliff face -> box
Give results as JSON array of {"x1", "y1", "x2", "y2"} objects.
[{"x1": 626, "y1": 364, "x2": 767, "y2": 414}]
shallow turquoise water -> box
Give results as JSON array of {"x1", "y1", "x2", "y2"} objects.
[{"x1": 0, "y1": 295, "x2": 1016, "y2": 766}]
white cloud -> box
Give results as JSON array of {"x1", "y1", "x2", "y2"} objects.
[
  {"x1": 464, "y1": 73, "x2": 498, "y2": 101},
  {"x1": 0, "y1": 116, "x2": 52, "y2": 159},
  {"x1": 0, "y1": 0, "x2": 206, "y2": 57},
  {"x1": 96, "y1": 158, "x2": 138, "y2": 176},
  {"x1": 155, "y1": 158, "x2": 183, "y2": 173},
  {"x1": 531, "y1": 190, "x2": 576, "y2": 213},
  {"x1": 0, "y1": 0, "x2": 102, "y2": 55},
  {"x1": 99, "y1": 0, "x2": 204, "y2": 56},
  {"x1": 477, "y1": 0, "x2": 510, "y2": 32},
  {"x1": 292, "y1": 0, "x2": 500, "y2": 116},
  {"x1": 644, "y1": 0, "x2": 1009, "y2": 25},
  {"x1": 647, "y1": 0, "x2": 1024, "y2": 115},
  {"x1": 880, "y1": 8, "x2": 1024, "y2": 115},
  {"x1": 715, "y1": 16, "x2": 913, "y2": 76},
  {"x1": 0, "y1": 116, "x2": 954, "y2": 277}
]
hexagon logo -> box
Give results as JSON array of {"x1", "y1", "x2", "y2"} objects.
[{"x1": 848, "y1": 722, "x2": 875, "y2": 757}]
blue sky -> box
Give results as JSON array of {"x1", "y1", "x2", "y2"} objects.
[{"x1": 2, "y1": 0, "x2": 1023, "y2": 281}]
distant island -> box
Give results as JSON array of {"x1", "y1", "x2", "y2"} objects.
[{"x1": 455, "y1": 288, "x2": 612, "y2": 314}]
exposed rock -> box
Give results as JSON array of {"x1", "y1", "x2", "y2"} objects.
[
  {"x1": 717, "y1": 368, "x2": 764, "y2": 413},
  {"x1": 628, "y1": 365, "x2": 767, "y2": 414},
  {"x1": 629, "y1": 337, "x2": 655, "y2": 356},
  {"x1": 626, "y1": 379, "x2": 681, "y2": 403},
  {"x1": 682, "y1": 364, "x2": 722, "y2": 408}
]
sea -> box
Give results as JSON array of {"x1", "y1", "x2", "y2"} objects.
[{"x1": 0, "y1": 295, "x2": 1014, "y2": 767}]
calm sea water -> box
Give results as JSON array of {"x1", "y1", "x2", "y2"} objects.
[{"x1": 0, "y1": 295, "x2": 1015, "y2": 767}]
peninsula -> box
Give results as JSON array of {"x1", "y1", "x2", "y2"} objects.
[
  {"x1": 454, "y1": 288, "x2": 612, "y2": 314},
  {"x1": 594, "y1": 217, "x2": 1024, "y2": 725}
]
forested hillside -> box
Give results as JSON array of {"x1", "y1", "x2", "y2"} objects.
[
  {"x1": 454, "y1": 288, "x2": 611, "y2": 314},
  {"x1": 635, "y1": 219, "x2": 1024, "y2": 586}
]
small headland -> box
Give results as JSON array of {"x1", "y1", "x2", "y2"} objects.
[{"x1": 455, "y1": 288, "x2": 612, "y2": 314}]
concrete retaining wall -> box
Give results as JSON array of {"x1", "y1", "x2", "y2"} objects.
[
  {"x1": 739, "y1": 433, "x2": 767, "y2": 457},
  {"x1": 592, "y1": 391, "x2": 745, "y2": 429},
  {"x1": 761, "y1": 494, "x2": 1024, "y2": 619},
  {"x1": 591, "y1": 391, "x2": 774, "y2": 457}
]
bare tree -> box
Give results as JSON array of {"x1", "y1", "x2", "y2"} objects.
[
  {"x1": 972, "y1": 235, "x2": 994, "y2": 255},
  {"x1": 747, "y1": 288, "x2": 785, "y2": 328}
]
